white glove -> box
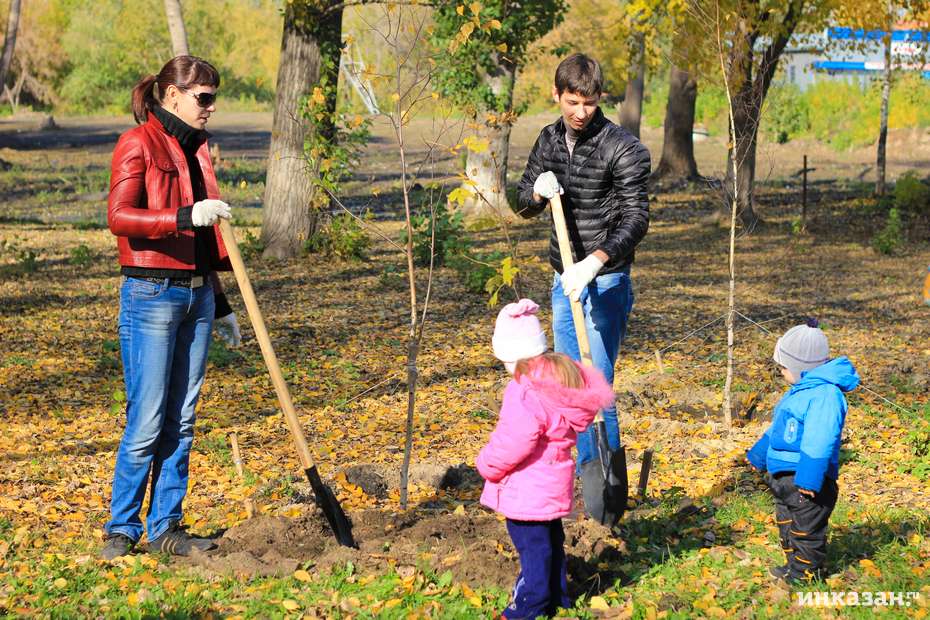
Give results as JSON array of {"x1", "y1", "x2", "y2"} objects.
[
  {"x1": 214, "y1": 313, "x2": 241, "y2": 347},
  {"x1": 191, "y1": 199, "x2": 231, "y2": 227},
  {"x1": 560, "y1": 254, "x2": 605, "y2": 302},
  {"x1": 533, "y1": 171, "x2": 563, "y2": 200}
]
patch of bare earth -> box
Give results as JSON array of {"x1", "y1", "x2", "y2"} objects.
[{"x1": 181, "y1": 464, "x2": 624, "y2": 597}]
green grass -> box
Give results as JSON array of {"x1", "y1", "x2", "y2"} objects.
[
  {"x1": 1, "y1": 483, "x2": 922, "y2": 615},
  {"x1": 0, "y1": 544, "x2": 509, "y2": 618},
  {"x1": 602, "y1": 490, "x2": 928, "y2": 618}
]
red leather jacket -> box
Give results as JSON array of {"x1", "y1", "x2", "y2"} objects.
[{"x1": 108, "y1": 114, "x2": 231, "y2": 271}]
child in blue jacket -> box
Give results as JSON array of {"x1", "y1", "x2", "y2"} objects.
[{"x1": 747, "y1": 319, "x2": 860, "y2": 584}]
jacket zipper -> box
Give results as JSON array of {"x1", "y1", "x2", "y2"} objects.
[{"x1": 566, "y1": 126, "x2": 577, "y2": 264}]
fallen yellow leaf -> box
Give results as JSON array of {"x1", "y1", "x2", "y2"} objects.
[{"x1": 589, "y1": 595, "x2": 610, "y2": 610}]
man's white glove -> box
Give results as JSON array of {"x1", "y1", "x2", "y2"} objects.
[
  {"x1": 214, "y1": 313, "x2": 241, "y2": 347},
  {"x1": 191, "y1": 199, "x2": 231, "y2": 227},
  {"x1": 560, "y1": 254, "x2": 605, "y2": 302},
  {"x1": 533, "y1": 171, "x2": 564, "y2": 200}
]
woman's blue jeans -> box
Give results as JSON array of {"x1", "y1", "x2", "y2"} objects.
[
  {"x1": 105, "y1": 277, "x2": 214, "y2": 542},
  {"x1": 551, "y1": 269, "x2": 633, "y2": 471}
]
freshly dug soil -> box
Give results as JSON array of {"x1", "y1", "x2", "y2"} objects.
[{"x1": 181, "y1": 507, "x2": 625, "y2": 596}]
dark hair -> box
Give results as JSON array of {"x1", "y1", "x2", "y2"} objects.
[
  {"x1": 554, "y1": 53, "x2": 603, "y2": 98},
  {"x1": 131, "y1": 55, "x2": 220, "y2": 124}
]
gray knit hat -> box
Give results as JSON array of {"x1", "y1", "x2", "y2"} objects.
[{"x1": 773, "y1": 318, "x2": 830, "y2": 378}]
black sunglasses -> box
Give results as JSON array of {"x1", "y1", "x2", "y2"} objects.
[{"x1": 183, "y1": 89, "x2": 217, "y2": 108}]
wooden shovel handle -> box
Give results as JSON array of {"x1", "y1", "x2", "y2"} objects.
[
  {"x1": 218, "y1": 219, "x2": 316, "y2": 471},
  {"x1": 549, "y1": 194, "x2": 603, "y2": 423},
  {"x1": 549, "y1": 194, "x2": 594, "y2": 366}
]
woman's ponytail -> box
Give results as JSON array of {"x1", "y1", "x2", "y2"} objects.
[{"x1": 131, "y1": 74, "x2": 159, "y2": 124}]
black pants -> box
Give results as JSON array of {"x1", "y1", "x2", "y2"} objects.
[{"x1": 767, "y1": 472, "x2": 838, "y2": 581}]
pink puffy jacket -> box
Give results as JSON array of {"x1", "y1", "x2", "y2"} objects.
[{"x1": 477, "y1": 363, "x2": 615, "y2": 521}]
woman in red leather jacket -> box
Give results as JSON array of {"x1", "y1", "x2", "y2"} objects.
[{"x1": 101, "y1": 56, "x2": 240, "y2": 560}]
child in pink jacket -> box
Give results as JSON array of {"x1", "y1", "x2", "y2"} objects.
[{"x1": 477, "y1": 299, "x2": 614, "y2": 619}]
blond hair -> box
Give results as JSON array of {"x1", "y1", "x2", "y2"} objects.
[{"x1": 514, "y1": 352, "x2": 584, "y2": 389}]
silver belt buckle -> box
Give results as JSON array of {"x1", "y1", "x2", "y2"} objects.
[{"x1": 191, "y1": 275, "x2": 205, "y2": 289}]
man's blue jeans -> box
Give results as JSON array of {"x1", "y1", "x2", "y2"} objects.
[
  {"x1": 551, "y1": 269, "x2": 633, "y2": 471},
  {"x1": 106, "y1": 277, "x2": 214, "y2": 542}
]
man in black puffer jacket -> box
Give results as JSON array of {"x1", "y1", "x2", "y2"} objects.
[{"x1": 516, "y1": 53, "x2": 650, "y2": 520}]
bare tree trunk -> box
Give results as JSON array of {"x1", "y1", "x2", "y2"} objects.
[
  {"x1": 722, "y1": 132, "x2": 737, "y2": 431},
  {"x1": 876, "y1": 34, "x2": 892, "y2": 196},
  {"x1": 653, "y1": 65, "x2": 700, "y2": 181},
  {"x1": 261, "y1": 3, "x2": 343, "y2": 259},
  {"x1": 618, "y1": 31, "x2": 645, "y2": 139},
  {"x1": 0, "y1": 0, "x2": 22, "y2": 98},
  {"x1": 163, "y1": 0, "x2": 190, "y2": 57},
  {"x1": 715, "y1": 1, "x2": 739, "y2": 432},
  {"x1": 461, "y1": 54, "x2": 516, "y2": 217},
  {"x1": 723, "y1": 101, "x2": 761, "y2": 229}
]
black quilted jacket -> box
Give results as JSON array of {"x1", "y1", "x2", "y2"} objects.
[{"x1": 516, "y1": 108, "x2": 651, "y2": 274}]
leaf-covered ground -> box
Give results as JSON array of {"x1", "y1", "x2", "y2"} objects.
[{"x1": 1, "y1": 113, "x2": 929, "y2": 618}]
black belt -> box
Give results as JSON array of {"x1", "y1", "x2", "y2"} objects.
[{"x1": 132, "y1": 275, "x2": 206, "y2": 289}]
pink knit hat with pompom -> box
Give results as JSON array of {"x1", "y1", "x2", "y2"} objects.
[{"x1": 492, "y1": 299, "x2": 548, "y2": 363}]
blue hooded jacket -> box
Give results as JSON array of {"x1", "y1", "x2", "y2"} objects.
[{"x1": 746, "y1": 357, "x2": 860, "y2": 492}]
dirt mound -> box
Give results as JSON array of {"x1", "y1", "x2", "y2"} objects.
[
  {"x1": 343, "y1": 462, "x2": 484, "y2": 498},
  {"x1": 181, "y1": 507, "x2": 625, "y2": 595}
]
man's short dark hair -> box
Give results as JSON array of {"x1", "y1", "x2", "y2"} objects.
[{"x1": 554, "y1": 53, "x2": 603, "y2": 98}]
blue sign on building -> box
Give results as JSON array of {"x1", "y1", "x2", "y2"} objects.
[{"x1": 779, "y1": 27, "x2": 930, "y2": 91}]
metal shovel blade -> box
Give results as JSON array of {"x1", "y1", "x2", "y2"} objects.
[
  {"x1": 580, "y1": 421, "x2": 628, "y2": 527},
  {"x1": 305, "y1": 465, "x2": 357, "y2": 548}
]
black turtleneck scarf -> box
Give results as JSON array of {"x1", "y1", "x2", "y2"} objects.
[{"x1": 121, "y1": 105, "x2": 232, "y2": 318}]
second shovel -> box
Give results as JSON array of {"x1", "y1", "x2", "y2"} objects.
[{"x1": 219, "y1": 219, "x2": 355, "y2": 548}]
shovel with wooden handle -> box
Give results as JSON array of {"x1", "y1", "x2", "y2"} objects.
[
  {"x1": 549, "y1": 194, "x2": 628, "y2": 527},
  {"x1": 218, "y1": 219, "x2": 356, "y2": 548}
]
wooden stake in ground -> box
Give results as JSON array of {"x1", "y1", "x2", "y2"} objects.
[
  {"x1": 218, "y1": 219, "x2": 355, "y2": 548},
  {"x1": 227, "y1": 432, "x2": 256, "y2": 518},
  {"x1": 637, "y1": 448, "x2": 654, "y2": 499}
]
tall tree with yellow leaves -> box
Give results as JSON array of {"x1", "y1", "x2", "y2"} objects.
[
  {"x1": 431, "y1": 0, "x2": 566, "y2": 217},
  {"x1": 833, "y1": 0, "x2": 930, "y2": 196},
  {"x1": 687, "y1": 0, "x2": 834, "y2": 228}
]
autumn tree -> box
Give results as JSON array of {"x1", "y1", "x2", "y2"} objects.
[
  {"x1": 689, "y1": 0, "x2": 830, "y2": 425},
  {"x1": 0, "y1": 0, "x2": 22, "y2": 100},
  {"x1": 430, "y1": 0, "x2": 566, "y2": 216},
  {"x1": 262, "y1": 1, "x2": 343, "y2": 259},
  {"x1": 163, "y1": 0, "x2": 190, "y2": 57},
  {"x1": 688, "y1": 0, "x2": 832, "y2": 227},
  {"x1": 831, "y1": 1, "x2": 930, "y2": 196},
  {"x1": 617, "y1": 23, "x2": 646, "y2": 137},
  {"x1": 617, "y1": 0, "x2": 683, "y2": 140},
  {"x1": 652, "y1": 65, "x2": 700, "y2": 180},
  {"x1": 653, "y1": 20, "x2": 706, "y2": 181}
]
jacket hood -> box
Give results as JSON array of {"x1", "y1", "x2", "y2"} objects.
[
  {"x1": 792, "y1": 356, "x2": 860, "y2": 393},
  {"x1": 524, "y1": 363, "x2": 615, "y2": 431}
]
